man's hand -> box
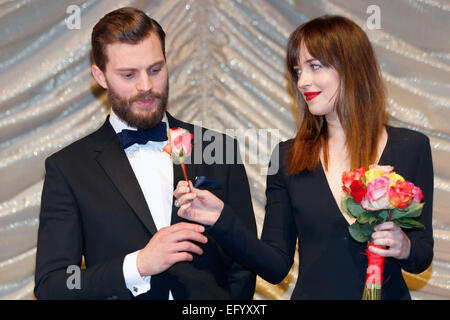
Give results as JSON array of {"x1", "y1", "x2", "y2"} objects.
[{"x1": 136, "y1": 222, "x2": 208, "y2": 276}]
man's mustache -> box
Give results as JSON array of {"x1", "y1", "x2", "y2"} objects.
[{"x1": 129, "y1": 90, "x2": 167, "y2": 103}]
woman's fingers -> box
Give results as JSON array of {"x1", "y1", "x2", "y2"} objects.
[
  {"x1": 178, "y1": 202, "x2": 196, "y2": 221},
  {"x1": 370, "y1": 222, "x2": 411, "y2": 259},
  {"x1": 176, "y1": 192, "x2": 197, "y2": 207},
  {"x1": 173, "y1": 180, "x2": 191, "y2": 199},
  {"x1": 373, "y1": 221, "x2": 397, "y2": 232}
]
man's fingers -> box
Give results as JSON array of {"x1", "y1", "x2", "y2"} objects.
[
  {"x1": 173, "y1": 241, "x2": 204, "y2": 256},
  {"x1": 167, "y1": 252, "x2": 194, "y2": 265},
  {"x1": 167, "y1": 229, "x2": 208, "y2": 244},
  {"x1": 166, "y1": 221, "x2": 204, "y2": 233}
]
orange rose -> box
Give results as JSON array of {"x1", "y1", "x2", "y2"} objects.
[{"x1": 389, "y1": 180, "x2": 414, "y2": 210}]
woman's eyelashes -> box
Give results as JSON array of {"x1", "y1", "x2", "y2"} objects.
[{"x1": 294, "y1": 62, "x2": 322, "y2": 75}]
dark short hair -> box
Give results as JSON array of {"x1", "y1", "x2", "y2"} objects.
[{"x1": 91, "y1": 7, "x2": 166, "y2": 71}]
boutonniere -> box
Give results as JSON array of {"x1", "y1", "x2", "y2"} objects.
[{"x1": 163, "y1": 128, "x2": 193, "y2": 181}]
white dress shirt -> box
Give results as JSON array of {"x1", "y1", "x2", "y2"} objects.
[{"x1": 109, "y1": 109, "x2": 174, "y2": 299}]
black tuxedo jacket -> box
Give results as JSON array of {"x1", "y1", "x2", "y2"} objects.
[{"x1": 34, "y1": 112, "x2": 257, "y2": 300}]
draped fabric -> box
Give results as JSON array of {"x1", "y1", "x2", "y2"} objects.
[{"x1": 0, "y1": 0, "x2": 448, "y2": 300}]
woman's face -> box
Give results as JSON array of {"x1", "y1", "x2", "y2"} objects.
[{"x1": 294, "y1": 42, "x2": 340, "y2": 122}]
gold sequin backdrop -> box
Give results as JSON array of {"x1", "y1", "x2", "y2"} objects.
[{"x1": 0, "y1": 0, "x2": 449, "y2": 300}]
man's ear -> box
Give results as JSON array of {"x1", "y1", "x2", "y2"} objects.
[{"x1": 91, "y1": 65, "x2": 108, "y2": 89}]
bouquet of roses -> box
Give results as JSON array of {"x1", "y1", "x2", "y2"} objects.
[{"x1": 341, "y1": 164, "x2": 424, "y2": 300}]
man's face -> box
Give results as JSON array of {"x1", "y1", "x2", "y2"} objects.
[{"x1": 96, "y1": 32, "x2": 169, "y2": 130}]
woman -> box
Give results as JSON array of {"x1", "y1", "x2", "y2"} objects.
[{"x1": 174, "y1": 15, "x2": 434, "y2": 299}]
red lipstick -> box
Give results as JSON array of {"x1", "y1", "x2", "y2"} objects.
[{"x1": 304, "y1": 91, "x2": 321, "y2": 101}]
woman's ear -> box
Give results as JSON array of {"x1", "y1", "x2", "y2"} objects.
[{"x1": 91, "y1": 65, "x2": 108, "y2": 89}]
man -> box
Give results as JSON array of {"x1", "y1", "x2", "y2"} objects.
[{"x1": 34, "y1": 7, "x2": 257, "y2": 300}]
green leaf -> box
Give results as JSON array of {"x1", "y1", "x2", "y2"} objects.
[
  {"x1": 348, "y1": 222, "x2": 373, "y2": 243},
  {"x1": 344, "y1": 198, "x2": 366, "y2": 220},
  {"x1": 402, "y1": 202, "x2": 424, "y2": 218},
  {"x1": 391, "y1": 203, "x2": 424, "y2": 220},
  {"x1": 358, "y1": 211, "x2": 375, "y2": 224},
  {"x1": 390, "y1": 208, "x2": 402, "y2": 220},
  {"x1": 375, "y1": 209, "x2": 390, "y2": 223},
  {"x1": 395, "y1": 218, "x2": 424, "y2": 229},
  {"x1": 357, "y1": 211, "x2": 368, "y2": 224},
  {"x1": 341, "y1": 197, "x2": 349, "y2": 215}
]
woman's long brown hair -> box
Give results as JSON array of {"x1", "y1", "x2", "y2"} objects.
[{"x1": 286, "y1": 15, "x2": 387, "y2": 175}]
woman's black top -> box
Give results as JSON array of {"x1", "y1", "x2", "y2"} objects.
[{"x1": 209, "y1": 126, "x2": 434, "y2": 299}]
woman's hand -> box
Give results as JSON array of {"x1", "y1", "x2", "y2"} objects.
[
  {"x1": 369, "y1": 221, "x2": 411, "y2": 260},
  {"x1": 173, "y1": 180, "x2": 224, "y2": 226}
]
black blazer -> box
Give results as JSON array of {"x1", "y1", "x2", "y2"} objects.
[
  {"x1": 208, "y1": 125, "x2": 434, "y2": 299},
  {"x1": 34, "y1": 112, "x2": 257, "y2": 300}
]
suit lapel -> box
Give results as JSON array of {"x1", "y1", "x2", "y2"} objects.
[
  {"x1": 167, "y1": 112, "x2": 197, "y2": 225},
  {"x1": 94, "y1": 118, "x2": 158, "y2": 235}
]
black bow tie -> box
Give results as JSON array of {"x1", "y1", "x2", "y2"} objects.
[{"x1": 117, "y1": 122, "x2": 168, "y2": 149}]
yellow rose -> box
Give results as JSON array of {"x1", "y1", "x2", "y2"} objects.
[
  {"x1": 365, "y1": 169, "x2": 384, "y2": 183},
  {"x1": 365, "y1": 164, "x2": 394, "y2": 183},
  {"x1": 387, "y1": 172, "x2": 404, "y2": 187}
]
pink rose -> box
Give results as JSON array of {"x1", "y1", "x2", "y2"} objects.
[
  {"x1": 361, "y1": 176, "x2": 391, "y2": 211},
  {"x1": 412, "y1": 186, "x2": 423, "y2": 203},
  {"x1": 164, "y1": 128, "x2": 193, "y2": 161}
]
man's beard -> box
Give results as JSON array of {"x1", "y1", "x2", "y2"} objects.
[{"x1": 107, "y1": 80, "x2": 169, "y2": 130}]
